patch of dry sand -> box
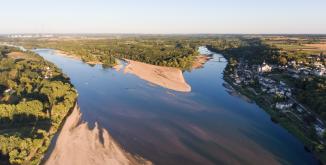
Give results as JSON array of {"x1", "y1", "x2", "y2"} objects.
[
  {"x1": 304, "y1": 43, "x2": 326, "y2": 51},
  {"x1": 124, "y1": 59, "x2": 191, "y2": 92},
  {"x1": 192, "y1": 55, "x2": 212, "y2": 69},
  {"x1": 45, "y1": 105, "x2": 152, "y2": 165},
  {"x1": 113, "y1": 61, "x2": 123, "y2": 71}
]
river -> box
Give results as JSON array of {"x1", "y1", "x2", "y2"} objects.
[{"x1": 35, "y1": 47, "x2": 318, "y2": 165}]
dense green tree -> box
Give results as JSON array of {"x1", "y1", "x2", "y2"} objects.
[
  {"x1": 0, "y1": 46, "x2": 77, "y2": 164},
  {"x1": 278, "y1": 56, "x2": 288, "y2": 65}
]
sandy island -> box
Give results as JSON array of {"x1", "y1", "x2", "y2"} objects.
[
  {"x1": 123, "y1": 55, "x2": 211, "y2": 92},
  {"x1": 124, "y1": 59, "x2": 192, "y2": 92},
  {"x1": 55, "y1": 50, "x2": 212, "y2": 92},
  {"x1": 44, "y1": 105, "x2": 152, "y2": 165},
  {"x1": 52, "y1": 51, "x2": 210, "y2": 92}
]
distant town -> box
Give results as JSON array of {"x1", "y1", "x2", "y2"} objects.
[
  {"x1": 7, "y1": 34, "x2": 54, "y2": 38},
  {"x1": 220, "y1": 36, "x2": 326, "y2": 158}
]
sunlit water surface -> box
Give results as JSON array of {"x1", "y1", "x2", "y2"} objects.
[{"x1": 36, "y1": 47, "x2": 318, "y2": 165}]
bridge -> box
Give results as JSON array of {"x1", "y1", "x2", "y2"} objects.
[{"x1": 211, "y1": 57, "x2": 226, "y2": 62}]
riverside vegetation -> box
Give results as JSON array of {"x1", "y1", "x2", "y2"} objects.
[
  {"x1": 0, "y1": 46, "x2": 77, "y2": 164},
  {"x1": 18, "y1": 38, "x2": 200, "y2": 70}
]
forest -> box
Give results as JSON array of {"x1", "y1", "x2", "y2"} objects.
[
  {"x1": 18, "y1": 38, "x2": 200, "y2": 70},
  {"x1": 0, "y1": 46, "x2": 77, "y2": 164}
]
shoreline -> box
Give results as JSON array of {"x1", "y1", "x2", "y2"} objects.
[
  {"x1": 41, "y1": 102, "x2": 79, "y2": 164},
  {"x1": 210, "y1": 47, "x2": 324, "y2": 163},
  {"x1": 55, "y1": 49, "x2": 209, "y2": 70},
  {"x1": 54, "y1": 50, "x2": 104, "y2": 65},
  {"x1": 222, "y1": 82, "x2": 253, "y2": 103},
  {"x1": 223, "y1": 74, "x2": 323, "y2": 162},
  {"x1": 192, "y1": 54, "x2": 212, "y2": 69}
]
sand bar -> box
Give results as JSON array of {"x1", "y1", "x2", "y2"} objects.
[
  {"x1": 45, "y1": 105, "x2": 152, "y2": 165},
  {"x1": 124, "y1": 59, "x2": 191, "y2": 92},
  {"x1": 192, "y1": 55, "x2": 212, "y2": 69}
]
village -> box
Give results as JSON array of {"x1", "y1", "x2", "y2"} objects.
[
  {"x1": 0, "y1": 66, "x2": 53, "y2": 102},
  {"x1": 228, "y1": 53, "x2": 326, "y2": 143}
]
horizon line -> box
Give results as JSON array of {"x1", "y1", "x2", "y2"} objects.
[{"x1": 1, "y1": 33, "x2": 326, "y2": 36}]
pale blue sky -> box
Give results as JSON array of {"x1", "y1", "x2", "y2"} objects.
[{"x1": 1, "y1": 0, "x2": 325, "y2": 34}]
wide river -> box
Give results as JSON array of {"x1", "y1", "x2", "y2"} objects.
[{"x1": 36, "y1": 47, "x2": 318, "y2": 165}]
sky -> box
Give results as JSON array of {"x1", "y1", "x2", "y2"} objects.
[{"x1": 1, "y1": 0, "x2": 326, "y2": 34}]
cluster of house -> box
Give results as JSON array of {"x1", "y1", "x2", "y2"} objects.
[
  {"x1": 229, "y1": 54, "x2": 326, "y2": 138},
  {"x1": 256, "y1": 62, "x2": 326, "y2": 138},
  {"x1": 258, "y1": 77, "x2": 292, "y2": 97},
  {"x1": 43, "y1": 66, "x2": 53, "y2": 79},
  {"x1": 286, "y1": 54, "x2": 326, "y2": 78},
  {"x1": 275, "y1": 101, "x2": 293, "y2": 110},
  {"x1": 230, "y1": 61, "x2": 295, "y2": 111},
  {"x1": 311, "y1": 60, "x2": 325, "y2": 77},
  {"x1": 257, "y1": 75, "x2": 296, "y2": 113},
  {"x1": 230, "y1": 62, "x2": 255, "y2": 86},
  {"x1": 7, "y1": 34, "x2": 54, "y2": 38}
]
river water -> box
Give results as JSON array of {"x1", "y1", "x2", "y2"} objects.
[{"x1": 35, "y1": 47, "x2": 318, "y2": 165}]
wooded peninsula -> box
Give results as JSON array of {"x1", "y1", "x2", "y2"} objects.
[{"x1": 0, "y1": 46, "x2": 77, "y2": 164}]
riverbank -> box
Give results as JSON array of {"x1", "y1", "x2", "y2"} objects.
[
  {"x1": 222, "y1": 82, "x2": 252, "y2": 103},
  {"x1": 56, "y1": 49, "x2": 210, "y2": 70},
  {"x1": 44, "y1": 104, "x2": 152, "y2": 165},
  {"x1": 219, "y1": 59, "x2": 324, "y2": 164},
  {"x1": 192, "y1": 55, "x2": 212, "y2": 69},
  {"x1": 55, "y1": 50, "x2": 104, "y2": 65}
]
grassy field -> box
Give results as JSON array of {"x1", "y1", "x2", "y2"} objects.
[{"x1": 263, "y1": 36, "x2": 325, "y2": 56}]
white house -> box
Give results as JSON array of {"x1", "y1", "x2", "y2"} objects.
[
  {"x1": 288, "y1": 60, "x2": 296, "y2": 66},
  {"x1": 314, "y1": 68, "x2": 325, "y2": 77},
  {"x1": 258, "y1": 62, "x2": 272, "y2": 73},
  {"x1": 275, "y1": 101, "x2": 293, "y2": 110},
  {"x1": 315, "y1": 124, "x2": 325, "y2": 137}
]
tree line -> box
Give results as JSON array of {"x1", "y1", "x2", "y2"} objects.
[
  {"x1": 20, "y1": 38, "x2": 200, "y2": 70},
  {"x1": 0, "y1": 46, "x2": 77, "y2": 164}
]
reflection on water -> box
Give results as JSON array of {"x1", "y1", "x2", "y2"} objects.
[{"x1": 35, "y1": 47, "x2": 318, "y2": 165}]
